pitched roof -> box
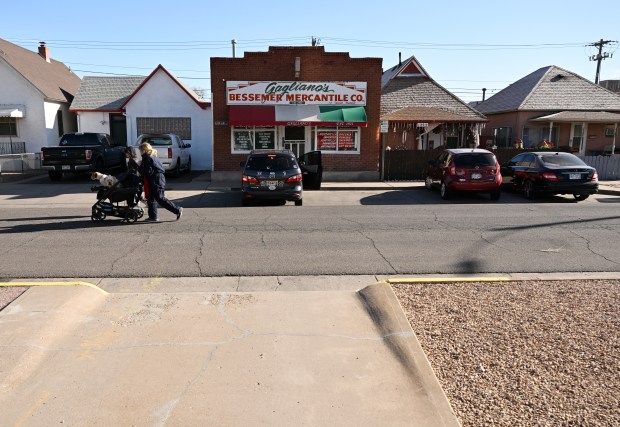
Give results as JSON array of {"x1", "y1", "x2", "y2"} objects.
[
  {"x1": 381, "y1": 55, "x2": 486, "y2": 122},
  {"x1": 0, "y1": 38, "x2": 81, "y2": 103},
  {"x1": 475, "y1": 65, "x2": 620, "y2": 114},
  {"x1": 382, "y1": 106, "x2": 486, "y2": 122},
  {"x1": 530, "y1": 111, "x2": 620, "y2": 123},
  {"x1": 120, "y1": 64, "x2": 210, "y2": 109},
  {"x1": 70, "y1": 76, "x2": 147, "y2": 111}
]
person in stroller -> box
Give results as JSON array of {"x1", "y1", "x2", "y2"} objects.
[{"x1": 90, "y1": 148, "x2": 145, "y2": 223}]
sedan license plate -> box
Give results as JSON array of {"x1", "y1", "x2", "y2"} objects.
[
  {"x1": 62, "y1": 165, "x2": 71, "y2": 171},
  {"x1": 569, "y1": 173, "x2": 581, "y2": 180},
  {"x1": 471, "y1": 173, "x2": 482, "y2": 179}
]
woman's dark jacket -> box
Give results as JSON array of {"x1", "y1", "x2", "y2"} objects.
[{"x1": 139, "y1": 154, "x2": 166, "y2": 188}]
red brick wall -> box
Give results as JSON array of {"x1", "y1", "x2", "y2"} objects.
[{"x1": 210, "y1": 46, "x2": 382, "y2": 172}]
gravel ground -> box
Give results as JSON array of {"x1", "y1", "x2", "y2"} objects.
[
  {"x1": 392, "y1": 280, "x2": 620, "y2": 426},
  {"x1": 0, "y1": 287, "x2": 27, "y2": 311}
]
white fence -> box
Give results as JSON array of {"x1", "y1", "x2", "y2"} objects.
[
  {"x1": 0, "y1": 153, "x2": 41, "y2": 173},
  {"x1": 580, "y1": 155, "x2": 620, "y2": 180}
]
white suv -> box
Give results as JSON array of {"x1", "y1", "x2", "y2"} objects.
[{"x1": 133, "y1": 133, "x2": 191, "y2": 175}]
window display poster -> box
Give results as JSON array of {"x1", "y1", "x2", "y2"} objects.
[
  {"x1": 317, "y1": 131, "x2": 337, "y2": 150},
  {"x1": 337, "y1": 131, "x2": 355, "y2": 150},
  {"x1": 255, "y1": 130, "x2": 275, "y2": 149},
  {"x1": 234, "y1": 130, "x2": 253, "y2": 150}
]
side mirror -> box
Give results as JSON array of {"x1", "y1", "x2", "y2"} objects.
[
  {"x1": 239, "y1": 161, "x2": 246, "y2": 168},
  {"x1": 298, "y1": 160, "x2": 306, "y2": 167}
]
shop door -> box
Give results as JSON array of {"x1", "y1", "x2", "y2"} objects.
[{"x1": 283, "y1": 126, "x2": 306, "y2": 158}]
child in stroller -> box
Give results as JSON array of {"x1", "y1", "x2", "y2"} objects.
[{"x1": 90, "y1": 149, "x2": 145, "y2": 223}]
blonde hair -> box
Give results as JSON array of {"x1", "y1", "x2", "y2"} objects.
[{"x1": 139, "y1": 142, "x2": 158, "y2": 157}]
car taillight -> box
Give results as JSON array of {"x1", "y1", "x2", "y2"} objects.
[
  {"x1": 168, "y1": 148, "x2": 172, "y2": 159},
  {"x1": 85, "y1": 150, "x2": 92, "y2": 160},
  {"x1": 542, "y1": 172, "x2": 558, "y2": 181},
  {"x1": 592, "y1": 170, "x2": 598, "y2": 182},
  {"x1": 448, "y1": 162, "x2": 456, "y2": 175},
  {"x1": 285, "y1": 173, "x2": 303, "y2": 183},
  {"x1": 242, "y1": 175, "x2": 259, "y2": 184},
  {"x1": 40, "y1": 151, "x2": 44, "y2": 161}
]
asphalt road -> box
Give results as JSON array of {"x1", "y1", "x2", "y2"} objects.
[{"x1": 1, "y1": 174, "x2": 620, "y2": 278}]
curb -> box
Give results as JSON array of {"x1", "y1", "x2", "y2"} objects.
[
  {"x1": 0, "y1": 281, "x2": 108, "y2": 295},
  {"x1": 358, "y1": 283, "x2": 460, "y2": 426}
]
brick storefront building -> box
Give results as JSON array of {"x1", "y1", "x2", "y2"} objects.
[{"x1": 210, "y1": 46, "x2": 382, "y2": 181}]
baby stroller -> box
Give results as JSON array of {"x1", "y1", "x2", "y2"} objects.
[{"x1": 91, "y1": 172, "x2": 144, "y2": 223}]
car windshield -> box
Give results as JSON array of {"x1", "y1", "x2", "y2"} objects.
[
  {"x1": 540, "y1": 153, "x2": 586, "y2": 167},
  {"x1": 60, "y1": 134, "x2": 101, "y2": 146},
  {"x1": 246, "y1": 155, "x2": 296, "y2": 171},
  {"x1": 453, "y1": 153, "x2": 496, "y2": 167},
  {"x1": 142, "y1": 137, "x2": 172, "y2": 146}
]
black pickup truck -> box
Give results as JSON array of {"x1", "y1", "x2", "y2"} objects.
[{"x1": 41, "y1": 132, "x2": 126, "y2": 181}]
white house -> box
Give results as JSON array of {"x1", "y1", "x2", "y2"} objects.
[
  {"x1": 71, "y1": 65, "x2": 212, "y2": 170},
  {"x1": 0, "y1": 39, "x2": 80, "y2": 154}
]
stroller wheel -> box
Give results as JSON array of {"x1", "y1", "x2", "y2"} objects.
[
  {"x1": 124, "y1": 210, "x2": 138, "y2": 223},
  {"x1": 136, "y1": 207, "x2": 144, "y2": 219},
  {"x1": 91, "y1": 211, "x2": 106, "y2": 221}
]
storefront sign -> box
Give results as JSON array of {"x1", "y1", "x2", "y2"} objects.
[
  {"x1": 255, "y1": 130, "x2": 275, "y2": 149},
  {"x1": 233, "y1": 130, "x2": 253, "y2": 151},
  {"x1": 317, "y1": 131, "x2": 337, "y2": 150},
  {"x1": 227, "y1": 81, "x2": 367, "y2": 106}
]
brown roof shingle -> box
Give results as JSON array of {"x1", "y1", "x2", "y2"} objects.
[{"x1": 0, "y1": 38, "x2": 81, "y2": 103}]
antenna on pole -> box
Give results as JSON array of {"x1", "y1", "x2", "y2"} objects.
[
  {"x1": 231, "y1": 39, "x2": 237, "y2": 58},
  {"x1": 588, "y1": 38, "x2": 617, "y2": 84}
]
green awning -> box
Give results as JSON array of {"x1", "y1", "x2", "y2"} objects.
[{"x1": 319, "y1": 106, "x2": 367, "y2": 124}]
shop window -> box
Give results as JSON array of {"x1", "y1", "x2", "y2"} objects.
[
  {"x1": 0, "y1": 117, "x2": 18, "y2": 137},
  {"x1": 137, "y1": 117, "x2": 192, "y2": 140},
  {"x1": 522, "y1": 126, "x2": 558, "y2": 148},
  {"x1": 311, "y1": 127, "x2": 360, "y2": 153},
  {"x1": 231, "y1": 127, "x2": 276, "y2": 152}
]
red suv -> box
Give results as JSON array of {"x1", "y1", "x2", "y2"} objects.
[{"x1": 425, "y1": 148, "x2": 502, "y2": 200}]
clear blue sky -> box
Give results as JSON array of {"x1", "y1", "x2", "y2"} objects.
[{"x1": 3, "y1": 0, "x2": 619, "y2": 102}]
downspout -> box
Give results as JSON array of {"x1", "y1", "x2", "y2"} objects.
[{"x1": 612, "y1": 123, "x2": 618, "y2": 156}]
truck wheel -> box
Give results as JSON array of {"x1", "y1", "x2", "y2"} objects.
[{"x1": 48, "y1": 171, "x2": 62, "y2": 181}]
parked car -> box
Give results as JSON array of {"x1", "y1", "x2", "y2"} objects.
[
  {"x1": 133, "y1": 133, "x2": 191, "y2": 176},
  {"x1": 500, "y1": 151, "x2": 598, "y2": 201},
  {"x1": 240, "y1": 150, "x2": 322, "y2": 206},
  {"x1": 425, "y1": 148, "x2": 502, "y2": 200},
  {"x1": 41, "y1": 132, "x2": 126, "y2": 181}
]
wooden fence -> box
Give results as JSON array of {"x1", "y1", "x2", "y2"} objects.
[{"x1": 580, "y1": 155, "x2": 620, "y2": 180}]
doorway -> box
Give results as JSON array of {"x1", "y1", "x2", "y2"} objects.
[
  {"x1": 109, "y1": 113, "x2": 127, "y2": 146},
  {"x1": 282, "y1": 126, "x2": 307, "y2": 158}
]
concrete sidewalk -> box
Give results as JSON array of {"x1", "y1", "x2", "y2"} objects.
[{"x1": 0, "y1": 279, "x2": 459, "y2": 426}]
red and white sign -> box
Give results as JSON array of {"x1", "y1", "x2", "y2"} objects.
[{"x1": 227, "y1": 81, "x2": 367, "y2": 106}]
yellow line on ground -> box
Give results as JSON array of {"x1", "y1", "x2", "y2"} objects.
[
  {"x1": 0, "y1": 281, "x2": 108, "y2": 295},
  {"x1": 379, "y1": 277, "x2": 511, "y2": 284}
]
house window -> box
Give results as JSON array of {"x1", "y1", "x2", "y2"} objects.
[
  {"x1": 493, "y1": 127, "x2": 513, "y2": 148},
  {"x1": 136, "y1": 117, "x2": 191, "y2": 140},
  {"x1": 0, "y1": 117, "x2": 18, "y2": 137},
  {"x1": 522, "y1": 126, "x2": 558, "y2": 148},
  {"x1": 231, "y1": 127, "x2": 276, "y2": 152},
  {"x1": 311, "y1": 127, "x2": 360, "y2": 153}
]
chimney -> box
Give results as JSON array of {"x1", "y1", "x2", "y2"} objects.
[
  {"x1": 38, "y1": 41, "x2": 50, "y2": 63},
  {"x1": 398, "y1": 52, "x2": 402, "y2": 67}
]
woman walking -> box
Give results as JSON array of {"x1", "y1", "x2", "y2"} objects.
[{"x1": 138, "y1": 142, "x2": 183, "y2": 222}]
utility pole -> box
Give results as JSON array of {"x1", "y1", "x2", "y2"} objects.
[{"x1": 588, "y1": 39, "x2": 616, "y2": 84}]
